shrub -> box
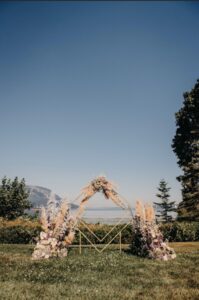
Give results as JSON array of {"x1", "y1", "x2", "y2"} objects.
[
  {"x1": 72, "y1": 223, "x2": 133, "y2": 245},
  {"x1": 0, "y1": 218, "x2": 199, "y2": 244},
  {"x1": 0, "y1": 218, "x2": 42, "y2": 244},
  {"x1": 159, "y1": 222, "x2": 199, "y2": 242}
]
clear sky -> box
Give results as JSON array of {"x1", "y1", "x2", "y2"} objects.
[{"x1": 0, "y1": 1, "x2": 199, "y2": 207}]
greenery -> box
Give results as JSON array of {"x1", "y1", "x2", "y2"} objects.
[
  {"x1": 160, "y1": 222, "x2": 199, "y2": 242},
  {"x1": 172, "y1": 79, "x2": 199, "y2": 221},
  {"x1": 0, "y1": 243, "x2": 198, "y2": 299},
  {"x1": 0, "y1": 176, "x2": 31, "y2": 220},
  {"x1": 0, "y1": 218, "x2": 41, "y2": 244},
  {"x1": 154, "y1": 179, "x2": 176, "y2": 222},
  {"x1": 73, "y1": 223, "x2": 133, "y2": 245},
  {"x1": 0, "y1": 218, "x2": 199, "y2": 244}
]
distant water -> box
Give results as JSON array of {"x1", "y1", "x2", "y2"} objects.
[{"x1": 71, "y1": 207, "x2": 134, "y2": 224}]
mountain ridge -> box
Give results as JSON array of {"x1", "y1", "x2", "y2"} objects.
[{"x1": 27, "y1": 185, "x2": 78, "y2": 210}]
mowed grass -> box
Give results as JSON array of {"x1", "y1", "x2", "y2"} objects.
[{"x1": 0, "y1": 243, "x2": 199, "y2": 300}]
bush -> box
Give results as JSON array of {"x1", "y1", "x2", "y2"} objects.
[
  {"x1": 72, "y1": 223, "x2": 133, "y2": 245},
  {"x1": 0, "y1": 218, "x2": 199, "y2": 244},
  {"x1": 0, "y1": 219, "x2": 133, "y2": 245},
  {"x1": 0, "y1": 218, "x2": 42, "y2": 244},
  {"x1": 160, "y1": 222, "x2": 199, "y2": 242}
]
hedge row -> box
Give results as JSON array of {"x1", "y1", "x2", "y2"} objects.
[
  {"x1": 73, "y1": 222, "x2": 199, "y2": 244},
  {"x1": 0, "y1": 218, "x2": 199, "y2": 244},
  {"x1": 72, "y1": 223, "x2": 133, "y2": 245},
  {"x1": 160, "y1": 222, "x2": 199, "y2": 242},
  {"x1": 0, "y1": 218, "x2": 42, "y2": 244}
]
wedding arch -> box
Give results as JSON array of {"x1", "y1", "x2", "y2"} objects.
[
  {"x1": 72, "y1": 176, "x2": 133, "y2": 253},
  {"x1": 32, "y1": 176, "x2": 176, "y2": 260}
]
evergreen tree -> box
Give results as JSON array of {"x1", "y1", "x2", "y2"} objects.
[
  {"x1": 172, "y1": 79, "x2": 199, "y2": 221},
  {"x1": 154, "y1": 179, "x2": 176, "y2": 223},
  {"x1": 0, "y1": 176, "x2": 32, "y2": 219}
]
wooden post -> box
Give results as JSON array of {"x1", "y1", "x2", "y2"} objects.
[
  {"x1": 79, "y1": 231, "x2": 82, "y2": 254},
  {"x1": 119, "y1": 232, "x2": 122, "y2": 254}
]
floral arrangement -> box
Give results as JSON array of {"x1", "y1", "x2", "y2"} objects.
[
  {"x1": 131, "y1": 201, "x2": 176, "y2": 260},
  {"x1": 75, "y1": 176, "x2": 127, "y2": 219},
  {"x1": 32, "y1": 194, "x2": 75, "y2": 260}
]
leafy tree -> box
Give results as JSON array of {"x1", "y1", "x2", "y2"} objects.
[
  {"x1": 154, "y1": 179, "x2": 176, "y2": 223},
  {"x1": 0, "y1": 176, "x2": 32, "y2": 220},
  {"x1": 172, "y1": 79, "x2": 199, "y2": 221}
]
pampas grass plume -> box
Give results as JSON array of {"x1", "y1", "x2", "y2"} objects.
[
  {"x1": 54, "y1": 199, "x2": 69, "y2": 234},
  {"x1": 145, "y1": 204, "x2": 155, "y2": 223},
  {"x1": 135, "y1": 200, "x2": 144, "y2": 220},
  {"x1": 40, "y1": 207, "x2": 48, "y2": 232}
]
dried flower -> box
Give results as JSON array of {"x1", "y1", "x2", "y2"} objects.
[
  {"x1": 135, "y1": 200, "x2": 145, "y2": 220},
  {"x1": 77, "y1": 176, "x2": 126, "y2": 219},
  {"x1": 131, "y1": 203, "x2": 176, "y2": 261},
  {"x1": 32, "y1": 196, "x2": 75, "y2": 260},
  {"x1": 54, "y1": 199, "x2": 69, "y2": 237},
  {"x1": 40, "y1": 207, "x2": 48, "y2": 232}
]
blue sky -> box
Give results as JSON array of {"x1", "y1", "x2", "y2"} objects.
[{"x1": 0, "y1": 2, "x2": 199, "y2": 207}]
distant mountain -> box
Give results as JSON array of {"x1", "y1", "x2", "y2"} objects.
[{"x1": 27, "y1": 185, "x2": 78, "y2": 210}]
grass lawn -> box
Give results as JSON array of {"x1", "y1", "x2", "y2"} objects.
[{"x1": 0, "y1": 243, "x2": 199, "y2": 300}]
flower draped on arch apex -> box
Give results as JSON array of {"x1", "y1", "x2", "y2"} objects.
[{"x1": 80, "y1": 176, "x2": 125, "y2": 209}]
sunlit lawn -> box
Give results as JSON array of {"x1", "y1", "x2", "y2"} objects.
[{"x1": 0, "y1": 243, "x2": 199, "y2": 300}]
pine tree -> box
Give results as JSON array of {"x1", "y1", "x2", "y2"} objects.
[
  {"x1": 153, "y1": 179, "x2": 176, "y2": 223},
  {"x1": 172, "y1": 79, "x2": 199, "y2": 221},
  {"x1": 0, "y1": 176, "x2": 32, "y2": 219}
]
